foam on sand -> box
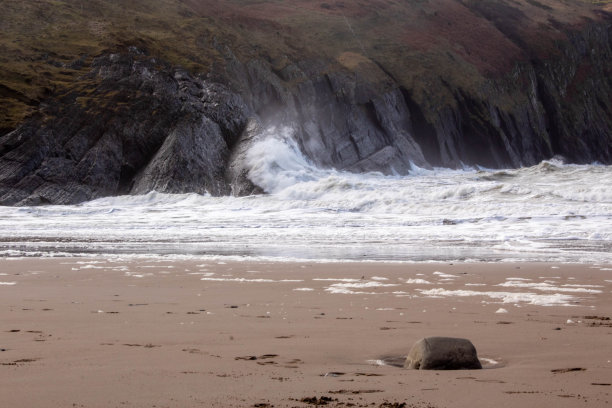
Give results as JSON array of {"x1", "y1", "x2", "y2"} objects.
[
  {"x1": 417, "y1": 288, "x2": 577, "y2": 306},
  {"x1": 497, "y1": 280, "x2": 602, "y2": 293},
  {"x1": 404, "y1": 278, "x2": 433, "y2": 284},
  {"x1": 313, "y1": 278, "x2": 362, "y2": 282},
  {"x1": 479, "y1": 357, "x2": 500, "y2": 366},
  {"x1": 201, "y1": 277, "x2": 303, "y2": 283},
  {"x1": 324, "y1": 280, "x2": 399, "y2": 295},
  {"x1": 326, "y1": 281, "x2": 399, "y2": 289},
  {"x1": 366, "y1": 359, "x2": 388, "y2": 366},
  {"x1": 433, "y1": 271, "x2": 458, "y2": 278}
]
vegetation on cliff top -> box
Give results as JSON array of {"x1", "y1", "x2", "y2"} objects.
[{"x1": 1, "y1": 0, "x2": 610, "y2": 133}]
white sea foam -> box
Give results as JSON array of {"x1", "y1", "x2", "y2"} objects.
[
  {"x1": 326, "y1": 281, "x2": 399, "y2": 289},
  {"x1": 417, "y1": 288, "x2": 577, "y2": 306},
  {"x1": 325, "y1": 287, "x2": 378, "y2": 295},
  {"x1": 324, "y1": 280, "x2": 399, "y2": 295},
  {"x1": 480, "y1": 357, "x2": 500, "y2": 366},
  {"x1": 0, "y1": 126, "x2": 611, "y2": 263},
  {"x1": 125, "y1": 272, "x2": 150, "y2": 278},
  {"x1": 497, "y1": 281, "x2": 602, "y2": 293},
  {"x1": 0, "y1": 282, "x2": 17, "y2": 285},
  {"x1": 78, "y1": 264, "x2": 106, "y2": 269},
  {"x1": 433, "y1": 272, "x2": 458, "y2": 278},
  {"x1": 404, "y1": 278, "x2": 433, "y2": 284},
  {"x1": 137, "y1": 265, "x2": 174, "y2": 269},
  {"x1": 313, "y1": 278, "x2": 361, "y2": 282},
  {"x1": 200, "y1": 277, "x2": 303, "y2": 283}
]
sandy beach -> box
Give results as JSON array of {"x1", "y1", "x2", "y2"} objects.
[{"x1": 1, "y1": 258, "x2": 611, "y2": 407}]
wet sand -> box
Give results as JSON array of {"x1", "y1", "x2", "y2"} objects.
[{"x1": 1, "y1": 258, "x2": 611, "y2": 407}]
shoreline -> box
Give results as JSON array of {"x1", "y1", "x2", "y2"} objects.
[
  {"x1": 2, "y1": 251, "x2": 612, "y2": 264},
  {"x1": 1, "y1": 258, "x2": 611, "y2": 407}
]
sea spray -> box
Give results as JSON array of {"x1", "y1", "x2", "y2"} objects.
[
  {"x1": 245, "y1": 126, "x2": 322, "y2": 193},
  {"x1": 0, "y1": 127, "x2": 610, "y2": 262}
]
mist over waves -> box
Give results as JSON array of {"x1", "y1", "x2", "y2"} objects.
[{"x1": 1, "y1": 126, "x2": 610, "y2": 263}]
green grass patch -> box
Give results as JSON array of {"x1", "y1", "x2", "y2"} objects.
[{"x1": 0, "y1": 0, "x2": 607, "y2": 131}]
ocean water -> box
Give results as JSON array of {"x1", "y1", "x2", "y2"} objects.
[{"x1": 1, "y1": 126, "x2": 611, "y2": 263}]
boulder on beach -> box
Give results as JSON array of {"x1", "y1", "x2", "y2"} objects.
[{"x1": 404, "y1": 337, "x2": 482, "y2": 370}]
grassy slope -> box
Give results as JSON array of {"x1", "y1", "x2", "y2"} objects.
[
  {"x1": 0, "y1": 0, "x2": 609, "y2": 132},
  {"x1": 0, "y1": 0, "x2": 227, "y2": 131}
]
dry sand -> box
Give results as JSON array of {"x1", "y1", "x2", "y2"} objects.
[{"x1": 1, "y1": 258, "x2": 611, "y2": 407}]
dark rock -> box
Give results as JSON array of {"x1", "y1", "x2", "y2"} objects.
[
  {"x1": 404, "y1": 337, "x2": 482, "y2": 370},
  {"x1": 225, "y1": 118, "x2": 266, "y2": 196},
  {"x1": 1, "y1": 10, "x2": 611, "y2": 205},
  {"x1": 0, "y1": 48, "x2": 251, "y2": 205},
  {"x1": 131, "y1": 114, "x2": 230, "y2": 196}
]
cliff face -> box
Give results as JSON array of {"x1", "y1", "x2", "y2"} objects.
[
  {"x1": 0, "y1": 51, "x2": 251, "y2": 205},
  {"x1": 0, "y1": 0, "x2": 611, "y2": 205}
]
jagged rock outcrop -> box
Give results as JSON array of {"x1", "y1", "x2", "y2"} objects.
[
  {"x1": 0, "y1": 50, "x2": 251, "y2": 205},
  {"x1": 227, "y1": 54, "x2": 431, "y2": 174},
  {"x1": 223, "y1": 21, "x2": 612, "y2": 172}
]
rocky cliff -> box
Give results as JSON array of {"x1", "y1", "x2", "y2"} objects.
[{"x1": 0, "y1": 0, "x2": 611, "y2": 205}]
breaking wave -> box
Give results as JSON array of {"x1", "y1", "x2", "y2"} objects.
[{"x1": 0, "y1": 125, "x2": 611, "y2": 262}]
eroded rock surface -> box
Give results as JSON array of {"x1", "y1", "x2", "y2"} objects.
[
  {"x1": 404, "y1": 337, "x2": 482, "y2": 370},
  {"x1": 0, "y1": 51, "x2": 251, "y2": 205}
]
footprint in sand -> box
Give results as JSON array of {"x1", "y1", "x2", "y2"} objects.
[
  {"x1": 283, "y1": 358, "x2": 303, "y2": 368},
  {"x1": 551, "y1": 367, "x2": 586, "y2": 373},
  {"x1": 182, "y1": 348, "x2": 207, "y2": 355},
  {"x1": 2, "y1": 358, "x2": 39, "y2": 366},
  {"x1": 122, "y1": 343, "x2": 160, "y2": 348},
  {"x1": 256, "y1": 361, "x2": 277, "y2": 366},
  {"x1": 235, "y1": 356, "x2": 257, "y2": 361}
]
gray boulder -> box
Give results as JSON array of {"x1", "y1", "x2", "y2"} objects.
[{"x1": 404, "y1": 337, "x2": 482, "y2": 370}]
